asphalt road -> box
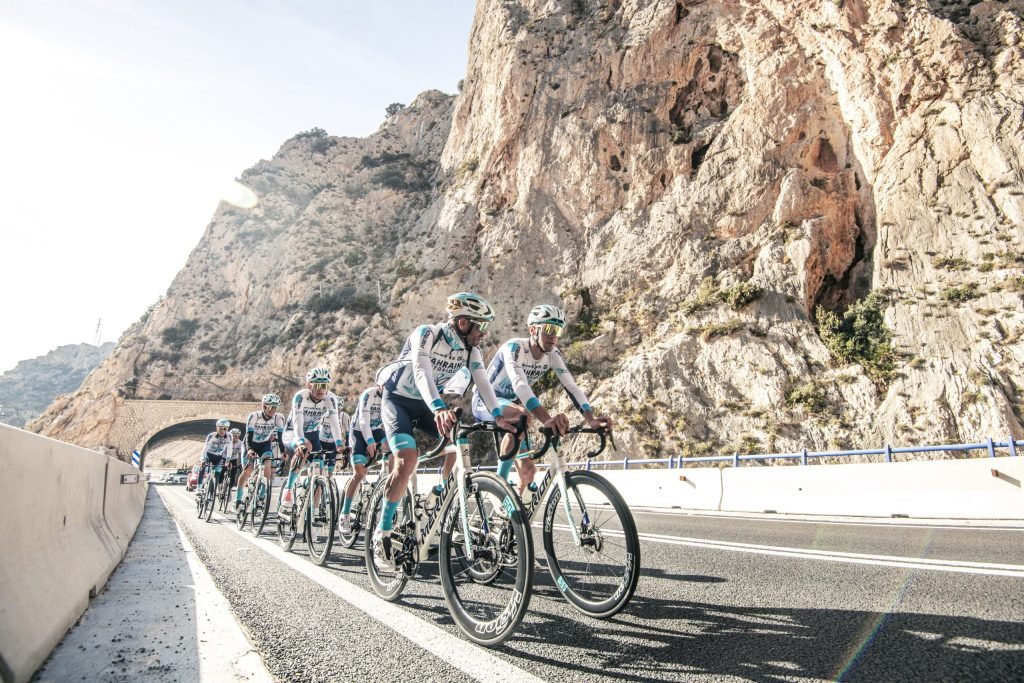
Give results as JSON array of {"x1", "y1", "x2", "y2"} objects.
[{"x1": 157, "y1": 484, "x2": 1024, "y2": 682}]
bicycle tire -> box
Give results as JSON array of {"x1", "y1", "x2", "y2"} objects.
[
  {"x1": 363, "y1": 480, "x2": 411, "y2": 601},
  {"x1": 439, "y1": 472, "x2": 533, "y2": 646},
  {"x1": 203, "y1": 478, "x2": 216, "y2": 522},
  {"x1": 236, "y1": 484, "x2": 249, "y2": 531},
  {"x1": 253, "y1": 477, "x2": 271, "y2": 537},
  {"x1": 337, "y1": 483, "x2": 365, "y2": 549},
  {"x1": 542, "y1": 470, "x2": 640, "y2": 619},
  {"x1": 277, "y1": 480, "x2": 298, "y2": 550},
  {"x1": 306, "y1": 477, "x2": 336, "y2": 565}
]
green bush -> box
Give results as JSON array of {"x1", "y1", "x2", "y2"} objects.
[
  {"x1": 385, "y1": 103, "x2": 406, "y2": 117},
  {"x1": 294, "y1": 127, "x2": 327, "y2": 139},
  {"x1": 160, "y1": 319, "x2": 199, "y2": 346},
  {"x1": 680, "y1": 277, "x2": 722, "y2": 314},
  {"x1": 940, "y1": 283, "x2": 980, "y2": 302},
  {"x1": 785, "y1": 382, "x2": 828, "y2": 413},
  {"x1": 724, "y1": 281, "x2": 762, "y2": 310},
  {"x1": 816, "y1": 291, "x2": 897, "y2": 385}
]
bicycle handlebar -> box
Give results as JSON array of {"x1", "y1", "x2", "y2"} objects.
[
  {"x1": 419, "y1": 407, "x2": 523, "y2": 462},
  {"x1": 531, "y1": 424, "x2": 613, "y2": 460}
]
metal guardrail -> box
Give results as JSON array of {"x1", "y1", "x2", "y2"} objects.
[{"x1": 416, "y1": 436, "x2": 1022, "y2": 473}]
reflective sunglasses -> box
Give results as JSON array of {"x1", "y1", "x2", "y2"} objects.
[
  {"x1": 310, "y1": 382, "x2": 329, "y2": 391},
  {"x1": 538, "y1": 323, "x2": 564, "y2": 338},
  {"x1": 471, "y1": 320, "x2": 490, "y2": 333}
]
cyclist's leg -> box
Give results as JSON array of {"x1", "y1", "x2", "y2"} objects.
[
  {"x1": 196, "y1": 458, "x2": 208, "y2": 493},
  {"x1": 237, "y1": 460, "x2": 253, "y2": 502}
]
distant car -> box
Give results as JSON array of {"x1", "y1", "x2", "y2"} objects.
[{"x1": 186, "y1": 466, "x2": 200, "y2": 491}]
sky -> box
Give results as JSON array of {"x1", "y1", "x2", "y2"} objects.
[{"x1": 0, "y1": 0, "x2": 476, "y2": 373}]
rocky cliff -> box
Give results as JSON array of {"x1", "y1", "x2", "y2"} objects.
[
  {"x1": 0, "y1": 343, "x2": 114, "y2": 427},
  {"x1": 32, "y1": 0, "x2": 1024, "y2": 462}
]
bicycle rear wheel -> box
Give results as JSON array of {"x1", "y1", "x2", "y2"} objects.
[
  {"x1": 236, "y1": 484, "x2": 249, "y2": 531},
  {"x1": 307, "y1": 477, "x2": 336, "y2": 565},
  {"x1": 364, "y1": 480, "x2": 412, "y2": 601},
  {"x1": 203, "y1": 479, "x2": 216, "y2": 522},
  {"x1": 542, "y1": 470, "x2": 640, "y2": 618},
  {"x1": 338, "y1": 487, "x2": 363, "y2": 549},
  {"x1": 439, "y1": 473, "x2": 533, "y2": 646}
]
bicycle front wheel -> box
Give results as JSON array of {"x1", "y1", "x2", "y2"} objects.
[
  {"x1": 307, "y1": 477, "x2": 336, "y2": 565},
  {"x1": 439, "y1": 473, "x2": 533, "y2": 646},
  {"x1": 363, "y1": 480, "x2": 411, "y2": 601},
  {"x1": 253, "y1": 478, "x2": 271, "y2": 537},
  {"x1": 542, "y1": 470, "x2": 640, "y2": 618},
  {"x1": 203, "y1": 480, "x2": 216, "y2": 522}
]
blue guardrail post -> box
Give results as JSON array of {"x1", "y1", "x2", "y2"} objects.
[
  {"x1": 987, "y1": 437, "x2": 995, "y2": 458},
  {"x1": 884, "y1": 444, "x2": 892, "y2": 463},
  {"x1": 1010, "y1": 436, "x2": 1018, "y2": 458}
]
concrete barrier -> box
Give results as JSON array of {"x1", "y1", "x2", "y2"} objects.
[
  {"x1": 719, "y1": 456, "x2": 1024, "y2": 519},
  {"x1": 0, "y1": 424, "x2": 146, "y2": 683},
  {"x1": 596, "y1": 468, "x2": 722, "y2": 511}
]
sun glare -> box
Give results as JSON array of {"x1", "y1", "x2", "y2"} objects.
[{"x1": 221, "y1": 180, "x2": 259, "y2": 209}]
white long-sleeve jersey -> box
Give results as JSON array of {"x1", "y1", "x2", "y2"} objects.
[
  {"x1": 352, "y1": 386, "x2": 383, "y2": 443},
  {"x1": 245, "y1": 410, "x2": 286, "y2": 449},
  {"x1": 378, "y1": 321, "x2": 502, "y2": 417},
  {"x1": 289, "y1": 389, "x2": 345, "y2": 448},
  {"x1": 201, "y1": 432, "x2": 233, "y2": 459},
  {"x1": 320, "y1": 409, "x2": 351, "y2": 443},
  {"x1": 473, "y1": 338, "x2": 592, "y2": 414}
]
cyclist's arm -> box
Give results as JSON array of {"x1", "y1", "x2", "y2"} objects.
[
  {"x1": 505, "y1": 343, "x2": 545, "y2": 415},
  {"x1": 469, "y1": 348, "x2": 503, "y2": 419},
  {"x1": 327, "y1": 398, "x2": 344, "y2": 449},
  {"x1": 550, "y1": 349, "x2": 592, "y2": 415},
  {"x1": 245, "y1": 412, "x2": 259, "y2": 451},
  {"x1": 274, "y1": 413, "x2": 286, "y2": 442},
  {"x1": 289, "y1": 392, "x2": 306, "y2": 449},
  {"x1": 410, "y1": 325, "x2": 446, "y2": 413},
  {"x1": 357, "y1": 390, "x2": 375, "y2": 442}
]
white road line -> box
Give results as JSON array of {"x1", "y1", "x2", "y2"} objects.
[
  {"x1": 166, "y1": 488, "x2": 543, "y2": 683},
  {"x1": 624, "y1": 528, "x2": 1024, "y2": 577},
  {"x1": 165, "y1": 496, "x2": 274, "y2": 683},
  {"x1": 629, "y1": 508, "x2": 1024, "y2": 531}
]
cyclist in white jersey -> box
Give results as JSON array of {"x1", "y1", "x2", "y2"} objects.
[
  {"x1": 195, "y1": 418, "x2": 233, "y2": 495},
  {"x1": 225, "y1": 428, "x2": 244, "y2": 501},
  {"x1": 236, "y1": 393, "x2": 286, "y2": 509},
  {"x1": 472, "y1": 304, "x2": 612, "y2": 496},
  {"x1": 372, "y1": 292, "x2": 515, "y2": 568},
  {"x1": 339, "y1": 384, "x2": 389, "y2": 534},
  {"x1": 280, "y1": 367, "x2": 345, "y2": 512},
  {"x1": 318, "y1": 398, "x2": 352, "y2": 476}
]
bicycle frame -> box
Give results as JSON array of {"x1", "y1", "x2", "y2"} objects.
[{"x1": 407, "y1": 443, "x2": 473, "y2": 563}]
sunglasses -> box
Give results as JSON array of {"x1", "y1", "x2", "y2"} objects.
[
  {"x1": 470, "y1": 320, "x2": 490, "y2": 333},
  {"x1": 310, "y1": 382, "x2": 329, "y2": 391},
  {"x1": 537, "y1": 323, "x2": 564, "y2": 338}
]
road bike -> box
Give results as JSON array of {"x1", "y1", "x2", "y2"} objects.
[
  {"x1": 364, "y1": 410, "x2": 533, "y2": 646},
  {"x1": 217, "y1": 461, "x2": 238, "y2": 513},
  {"x1": 276, "y1": 452, "x2": 337, "y2": 565},
  {"x1": 505, "y1": 424, "x2": 640, "y2": 618},
  {"x1": 194, "y1": 462, "x2": 221, "y2": 523},
  {"x1": 337, "y1": 448, "x2": 392, "y2": 549},
  {"x1": 237, "y1": 456, "x2": 278, "y2": 536}
]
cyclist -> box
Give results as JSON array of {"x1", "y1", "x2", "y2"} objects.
[
  {"x1": 280, "y1": 367, "x2": 346, "y2": 513},
  {"x1": 224, "y1": 428, "x2": 243, "y2": 501},
  {"x1": 339, "y1": 383, "x2": 388, "y2": 535},
  {"x1": 195, "y1": 418, "x2": 233, "y2": 496},
  {"x1": 472, "y1": 304, "x2": 612, "y2": 498},
  {"x1": 318, "y1": 394, "x2": 352, "y2": 479},
  {"x1": 236, "y1": 393, "x2": 285, "y2": 510},
  {"x1": 373, "y1": 292, "x2": 515, "y2": 569}
]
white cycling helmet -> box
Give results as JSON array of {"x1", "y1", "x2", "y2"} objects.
[
  {"x1": 229, "y1": 428, "x2": 241, "y2": 437},
  {"x1": 262, "y1": 393, "x2": 281, "y2": 407},
  {"x1": 216, "y1": 418, "x2": 231, "y2": 429},
  {"x1": 446, "y1": 292, "x2": 495, "y2": 323},
  {"x1": 528, "y1": 304, "x2": 565, "y2": 327},
  {"x1": 306, "y1": 367, "x2": 331, "y2": 383}
]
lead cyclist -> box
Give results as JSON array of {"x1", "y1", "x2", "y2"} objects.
[{"x1": 471, "y1": 304, "x2": 612, "y2": 498}]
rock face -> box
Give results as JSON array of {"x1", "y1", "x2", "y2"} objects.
[
  {"x1": 0, "y1": 343, "x2": 114, "y2": 427},
  {"x1": 32, "y1": 0, "x2": 1024, "y2": 463}
]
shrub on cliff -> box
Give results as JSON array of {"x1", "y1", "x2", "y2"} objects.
[{"x1": 816, "y1": 292, "x2": 897, "y2": 385}]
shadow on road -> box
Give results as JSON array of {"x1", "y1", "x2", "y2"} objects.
[{"x1": 501, "y1": 582, "x2": 1024, "y2": 682}]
